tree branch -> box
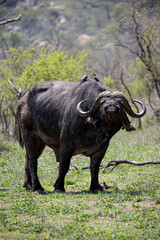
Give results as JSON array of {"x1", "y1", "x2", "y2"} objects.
[
  {"x1": 101, "y1": 159, "x2": 160, "y2": 174},
  {"x1": 0, "y1": 0, "x2": 6, "y2": 5},
  {"x1": 120, "y1": 71, "x2": 141, "y2": 128},
  {"x1": 0, "y1": 13, "x2": 22, "y2": 26},
  {"x1": 145, "y1": 77, "x2": 155, "y2": 110},
  {"x1": 8, "y1": 79, "x2": 29, "y2": 99},
  {"x1": 116, "y1": 43, "x2": 139, "y2": 57}
]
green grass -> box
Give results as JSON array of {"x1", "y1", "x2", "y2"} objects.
[{"x1": 0, "y1": 123, "x2": 160, "y2": 239}]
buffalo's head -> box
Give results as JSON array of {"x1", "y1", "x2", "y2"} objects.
[{"x1": 76, "y1": 91, "x2": 146, "y2": 123}]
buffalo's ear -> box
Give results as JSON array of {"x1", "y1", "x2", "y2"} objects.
[{"x1": 121, "y1": 111, "x2": 136, "y2": 131}]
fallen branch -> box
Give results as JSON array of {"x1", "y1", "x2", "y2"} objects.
[
  {"x1": 75, "y1": 159, "x2": 160, "y2": 174},
  {"x1": 101, "y1": 182, "x2": 115, "y2": 189},
  {"x1": 0, "y1": 0, "x2": 6, "y2": 5},
  {"x1": 82, "y1": 165, "x2": 90, "y2": 170},
  {"x1": 82, "y1": 165, "x2": 105, "y2": 170},
  {"x1": 101, "y1": 159, "x2": 160, "y2": 174},
  {"x1": 0, "y1": 13, "x2": 22, "y2": 26}
]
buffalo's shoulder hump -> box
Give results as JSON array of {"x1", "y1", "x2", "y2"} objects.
[{"x1": 30, "y1": 81, "x2": 54, "y2": 94}]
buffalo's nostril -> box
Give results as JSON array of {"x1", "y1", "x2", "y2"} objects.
[
  {"x1": 106, "y1": 106, "x2": 117, "y2": 112},
  {"x1": 106, "y1": 106, "x2": 117, "y2": 110}
]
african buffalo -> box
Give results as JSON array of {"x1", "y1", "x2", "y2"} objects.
[{"x1": 16, "y1": 75, "x2": 146, "y2": 193}]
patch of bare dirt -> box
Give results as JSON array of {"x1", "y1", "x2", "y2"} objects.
[{"x1": 119, "y1": 200, "x2": 157, "y2": 209}]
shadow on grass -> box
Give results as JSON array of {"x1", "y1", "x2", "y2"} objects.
[
  {"x1": 0, "y1": 187, "x2": 10, "y2": 192},
  {"x1": 19, "y1": 185, "x2": 153, "y2": 198},
  {"x1": 43, "y1": 189, "x2": 115, "y2": 195},
  {"x1": 44, "y1": 187, "x2": 154, "y2": 199}
]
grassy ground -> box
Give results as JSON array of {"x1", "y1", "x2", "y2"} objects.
[{"x1": 0, "y1": 123, "x2": 160, "y2": 240}]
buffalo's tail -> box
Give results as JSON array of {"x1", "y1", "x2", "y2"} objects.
[{"x1": 16, "y1": 107, "x2": 24, "y2": 148}]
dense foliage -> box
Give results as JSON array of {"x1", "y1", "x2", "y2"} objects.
[
  {"x1": 0, "y1": 47, "x2": 87, "y2": 135},
  {"x1": 0, "y1": 47, "x2": 87, "y2": 88}
]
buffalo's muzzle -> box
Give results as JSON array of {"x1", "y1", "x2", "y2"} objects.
[{"x1": 105, "y1": 105, "x2": 118, "y2": 112}]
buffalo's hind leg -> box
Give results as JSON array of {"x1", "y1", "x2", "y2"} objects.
[
  {"x1": 23, "y1": 153, "x2": 32, "y2": 190},
  {"x1": 23, "y1": 134, "x2": 45, "y2": 193}
]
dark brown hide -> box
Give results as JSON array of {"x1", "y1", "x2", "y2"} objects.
[{"x1": 16, "y1": 78, "x2": 146, "y2": 193}]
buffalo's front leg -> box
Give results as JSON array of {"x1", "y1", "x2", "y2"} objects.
[
  {"x1": 90, "y1": 151, "x2": 106, "y2": 193},
  {"x1": 54, "y1": 150, "x2": 72, "y2": 192}
]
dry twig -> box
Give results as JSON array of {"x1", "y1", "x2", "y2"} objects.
[
  {"x1": 0, "y1": 0, "x2": 6, "y2": 5},
  {"x1": 0, "y1": 13, "x2": 22, "y2": 26},
  {"x1": 120, "y1": 71, "x2": 141, "y2": 128},
  {"x1": 101, "y1": 159, "x2": 160, "y2": 174}
]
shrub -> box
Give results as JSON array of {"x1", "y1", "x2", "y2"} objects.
[{"x1": 0, "y1": 47, "x2": 87, "y2": 135}]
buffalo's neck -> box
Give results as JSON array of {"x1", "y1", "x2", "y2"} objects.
[
  {"x1": 81, "y1": 118, "x2": 121, "y2": 157},
  {"x1": 97, "y1": 116, "x2": 122, "y2": 139}
]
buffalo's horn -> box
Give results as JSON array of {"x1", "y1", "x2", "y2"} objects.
[
  {"x1": 113, "y1": 92, "x2": 146, "y2": 118},
  {"x1": 76, "y1": 91, "x2": 110, "y2": 117}
]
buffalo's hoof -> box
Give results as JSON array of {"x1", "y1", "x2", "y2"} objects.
[
  {"x1": 54, "y1": 181, "x2": 65, "y2": 193},
  {"x1": 90, "y1": 184, "x2": 104, "y2": 193},
  {"x1": 92, "y1": 188, "x2": 103, "y2": 194},
  {"x1": 23, "y1": 183, "x2": 32, "y2": 191},
  {"x1": 37, "y1": 189, "x2": 46, "y2": 195},
  {"x1": 32, "y1": 185, "x2": 45, "y2": 194}
]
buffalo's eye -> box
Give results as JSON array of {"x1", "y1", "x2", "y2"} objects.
[
  {"x1": 114, "y1": 96, "x2": 121, "y2": 101},
  {"x1": 100, "y1": 99, "x2": 107, "y2": 104},
  {"x1": 114, "y1": 96, "x2": 120, "y2": 100}
]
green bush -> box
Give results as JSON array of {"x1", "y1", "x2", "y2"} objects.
[
  {"x1": 0, "y1": 47, "x2": 87, "y2": 134},
  {"x1": 20, "y1": 48, "x2": 87, "y2": 85},
  {"x1": 0, "y1": 47, "x2": 87, "y2": 98}
]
